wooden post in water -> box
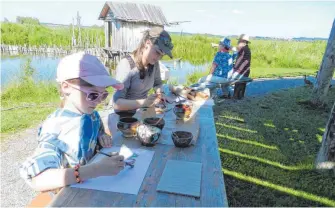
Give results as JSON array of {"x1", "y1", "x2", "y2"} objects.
[
  {"x1": 71, "y1": 18, "x2": 76, "y2": 48},
  {"x1": 77, "y1": 11, "x2": 82, "y2": 48},
  {"x1": 105, "y1": 21, "x2": 111, "y2": 48}
]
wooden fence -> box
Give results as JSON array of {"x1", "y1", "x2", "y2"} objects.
[{"x1": 0, "y1": 44, "x2": 107, "y2": 58}]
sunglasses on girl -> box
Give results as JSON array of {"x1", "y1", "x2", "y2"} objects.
[{"x1": 65, "y1": 81, "x2": 109, "y2": 102}]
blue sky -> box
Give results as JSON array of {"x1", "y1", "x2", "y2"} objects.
[{"x1": 1, "y1": 1, "x2": 334, "y2": 38}]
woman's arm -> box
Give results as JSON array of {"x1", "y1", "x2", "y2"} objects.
[
  {"x1": 114, "y1": 95, "x2": 160, "y2": 110},
  {"x1": 210, "y1": 52, "x2": 220, "y2": 74},
  {"x1": 153, "y1": 62, "x2": 163, "y2": 94},
  {"x1": 209, "y1": 63, "x2": 217, "y2": 74},
  {"x1": 113, "y1": 98, "x2": 146, "y2": 111}
]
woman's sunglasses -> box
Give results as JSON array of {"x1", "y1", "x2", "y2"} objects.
[{"x1": 65, "y1": 81, "x2": 109, "y2": 102}]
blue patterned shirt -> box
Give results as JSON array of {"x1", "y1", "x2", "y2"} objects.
[
  {"x1": 213, "y1": 51, "x2": 233, "y2": 78},
  {"x1": 19, "y1": 109, "x2": 103, "y2": 185}
]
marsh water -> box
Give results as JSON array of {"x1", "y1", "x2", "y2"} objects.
[{"x1": 1, "y1": 54, "x2": 210, "y2": 88}]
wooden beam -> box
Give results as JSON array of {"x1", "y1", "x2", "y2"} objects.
[
  {"x1": 104, "y1": 21, "x2": 110, "y2": 48},
  {"x1": 316, "y1": 102, "x2": 335, "y2": 171},
  {"x1": 310, "y1": 18, "x2": 335, "y2": 106}
]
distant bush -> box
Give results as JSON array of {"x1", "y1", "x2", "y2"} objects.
[{"x1": 16, "y1": 16, "x2": 40, "y2": 25}]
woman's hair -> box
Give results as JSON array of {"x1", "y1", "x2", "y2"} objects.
[
  {"x1": 132, "y1": 30, "x2": 152, "y2": 70},
  {"x1": 59, "y1": 78, "x2": 93, "y2": 108}
]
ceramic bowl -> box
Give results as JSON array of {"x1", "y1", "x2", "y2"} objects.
[
  {"x1": 143, "y1": 117, "x2": 165, "y2": 130},
  {"x1": 117, "y1": 117, "x2": 139, "y2": 138},
  {"x1": 173, "y1": 104, "x2": 192, "y2": 119},
  {"x1": 137, "y1": 124, "x2": 161, "y2": 147},
  {"x1": 171, "y1": 131, "x2": 193, "y2": 148}
]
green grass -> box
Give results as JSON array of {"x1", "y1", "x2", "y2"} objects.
[
  {"x1": 2, "y1": 22, "x2": 326, "y2": 69},
  {"x1": 170, "y1": 34, "x2": 326, "y2": 69},
  {"x1": 214, "y1": 87, "x2": 335, "y2": 207},
  {"x1": 186, "y1": 69, "x2": 210, "y2": 86},
  {"x1": 1, "y1": 22, "x2": 104, "y2": 47},
  {"x1": 0, "y1": 80, "x2": 114, "y2": 137},
  {"x1": 1, "y1": 80, "x2": 60, "y2": 136},
  {"x1": 251, "y1": 67, "x2": 317, "y2": 78},
  {"x1": 185, "y1": 67, "x2": 317, "y2": 86}
]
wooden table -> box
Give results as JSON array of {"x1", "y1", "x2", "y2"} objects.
[{"x1": 49, "y1": 104, "x2": 228, "y2": 207}]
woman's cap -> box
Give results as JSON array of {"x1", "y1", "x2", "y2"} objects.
[
  {"x1": 56, "y1": 52, "x2": 124, "y2": 90},
  {"x1": 149, "y1": 27, "x2": 174, "y2": 59},
  {"x1": 219, "y1": 37, "x2": 231, "y2": 49}
]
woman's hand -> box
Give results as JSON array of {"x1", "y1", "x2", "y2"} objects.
[
  {"x1": 98, "y1": 134, "x2": 112, "y2": 148},
  {"x1": 96, "y1": 153, "x2": 125, "y2": 176},
  {"x1": 142, "y1": 94, "x2": 161, "y2": 107}
]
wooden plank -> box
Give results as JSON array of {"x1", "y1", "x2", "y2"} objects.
[{"x1": 49, "y1": 104, "x2": 227, "y2": 207}]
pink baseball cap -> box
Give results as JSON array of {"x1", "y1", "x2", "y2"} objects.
[{"x1": 56, "y1": 52, "x2": 124, "y2": 90}]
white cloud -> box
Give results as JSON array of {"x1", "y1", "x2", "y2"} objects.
[
  {"x1": 232, "y1": 9, "x2": 244, "y2": 14},
  {"x1": 206, "y1": 14, "x2": 215, "y2": 19},
  {"x1": 194, "y1": 9, "x2": 207, "y2": 13}
]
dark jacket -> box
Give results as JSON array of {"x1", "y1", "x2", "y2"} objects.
[{"x1": 233, "y1": 45, "x2": 251, "y2": 77}]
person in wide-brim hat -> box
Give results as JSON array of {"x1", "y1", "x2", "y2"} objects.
[
  {"x1": 237, "y1": 34, "x2": 250, "y2": 44},
  {"x1": 230, "y1": 34, "x2": 252, "y2": 99}
]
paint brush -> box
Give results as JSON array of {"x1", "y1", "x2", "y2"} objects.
[{"x1": 97, "y1": 150, "x2": 135, "y2": 168}]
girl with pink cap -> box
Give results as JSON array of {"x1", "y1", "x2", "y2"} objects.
[{"x1": 20, "y1": 52, "x2": 126, "y2": 194}]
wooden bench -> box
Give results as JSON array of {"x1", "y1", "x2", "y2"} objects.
[
  {"x1": 190, "y1": 77, "x2": 253, "y2": 101},
  {"x1": 27, "y1": 192, "x2": 53, "y2": 208}
]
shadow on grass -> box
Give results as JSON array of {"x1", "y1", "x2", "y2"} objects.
[
  {"x1": 217, "y1": 133, "x2": 278, "y2": 150},
  {"x1": 214, "y1": 87, "x2": 335, "y2": 206},
  {"x1": 223, "y1": 168, "x2": 335, "y2": 207}
]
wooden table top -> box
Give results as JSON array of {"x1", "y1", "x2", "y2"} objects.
[{"x1": 49, "y1": 104, "x2": 228, "y2": 207}]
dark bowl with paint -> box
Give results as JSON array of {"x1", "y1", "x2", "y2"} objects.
[
  {"x1": 117, "y1": 117, "x2": 139, "y2": 138},
  {"x1": 143, "y1": 117, "x2": 165, "y2": 130},
  {"x1": 137, "y1": 124, "x2": 161, "y2": 147},
  {"x1": 172, "y1": 131, "x2": 193, "y2": 148},
  {"x1": 173, "y1": 104, "x2": 192, "y2": 119}
]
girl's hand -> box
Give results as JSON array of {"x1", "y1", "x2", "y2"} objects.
[
  {"x1": 98, "y1": 134, "x2": 112, "y2": 148},
  {"x1": 96, "y1": 153, "x2": 125, "y2": 176}
]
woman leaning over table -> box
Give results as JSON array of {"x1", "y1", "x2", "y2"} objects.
[{"x1": 108, "y1": 27, "x2": 174, "y2": 117}]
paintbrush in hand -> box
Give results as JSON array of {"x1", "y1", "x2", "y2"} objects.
[{"x1": 97, "y1": 150, "x2": 135, "y2": 168}]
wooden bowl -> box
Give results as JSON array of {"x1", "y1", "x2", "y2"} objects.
[
  {"x1": 117, "y1": 117, "x2": 139, "y2": 138},
  {"x1": 143, "y1": 117, "x2": 165, "y2": 130},
  {"x1": 172, "y1": 131, "x2": 193, "y2": 148}
]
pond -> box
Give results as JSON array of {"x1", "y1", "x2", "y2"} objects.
[{"x1": 1, "y1": 54, "x2": 210, "y2": 88}]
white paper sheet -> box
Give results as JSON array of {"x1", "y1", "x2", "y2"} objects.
[{"x1": 71, "y1": 147, "x2": 154, "y2": 195}]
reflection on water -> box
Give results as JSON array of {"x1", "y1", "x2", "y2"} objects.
[
  {"x1": 1, "y1": 54, "x2": 210, "y2": 88},
  {"x1": 1, "y1": 55, "x2": 60, "y2": 87},
  {"x1": 162, "y1": 60, "x2": 209, "y2": 84}
]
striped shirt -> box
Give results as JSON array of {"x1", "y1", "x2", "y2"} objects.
[
  {"x1": 233, "y1": 45, "x2": 251, "y2": 77},
  {"x1": 19, "y1": 109, "x2": 103, "y2": 186}
]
